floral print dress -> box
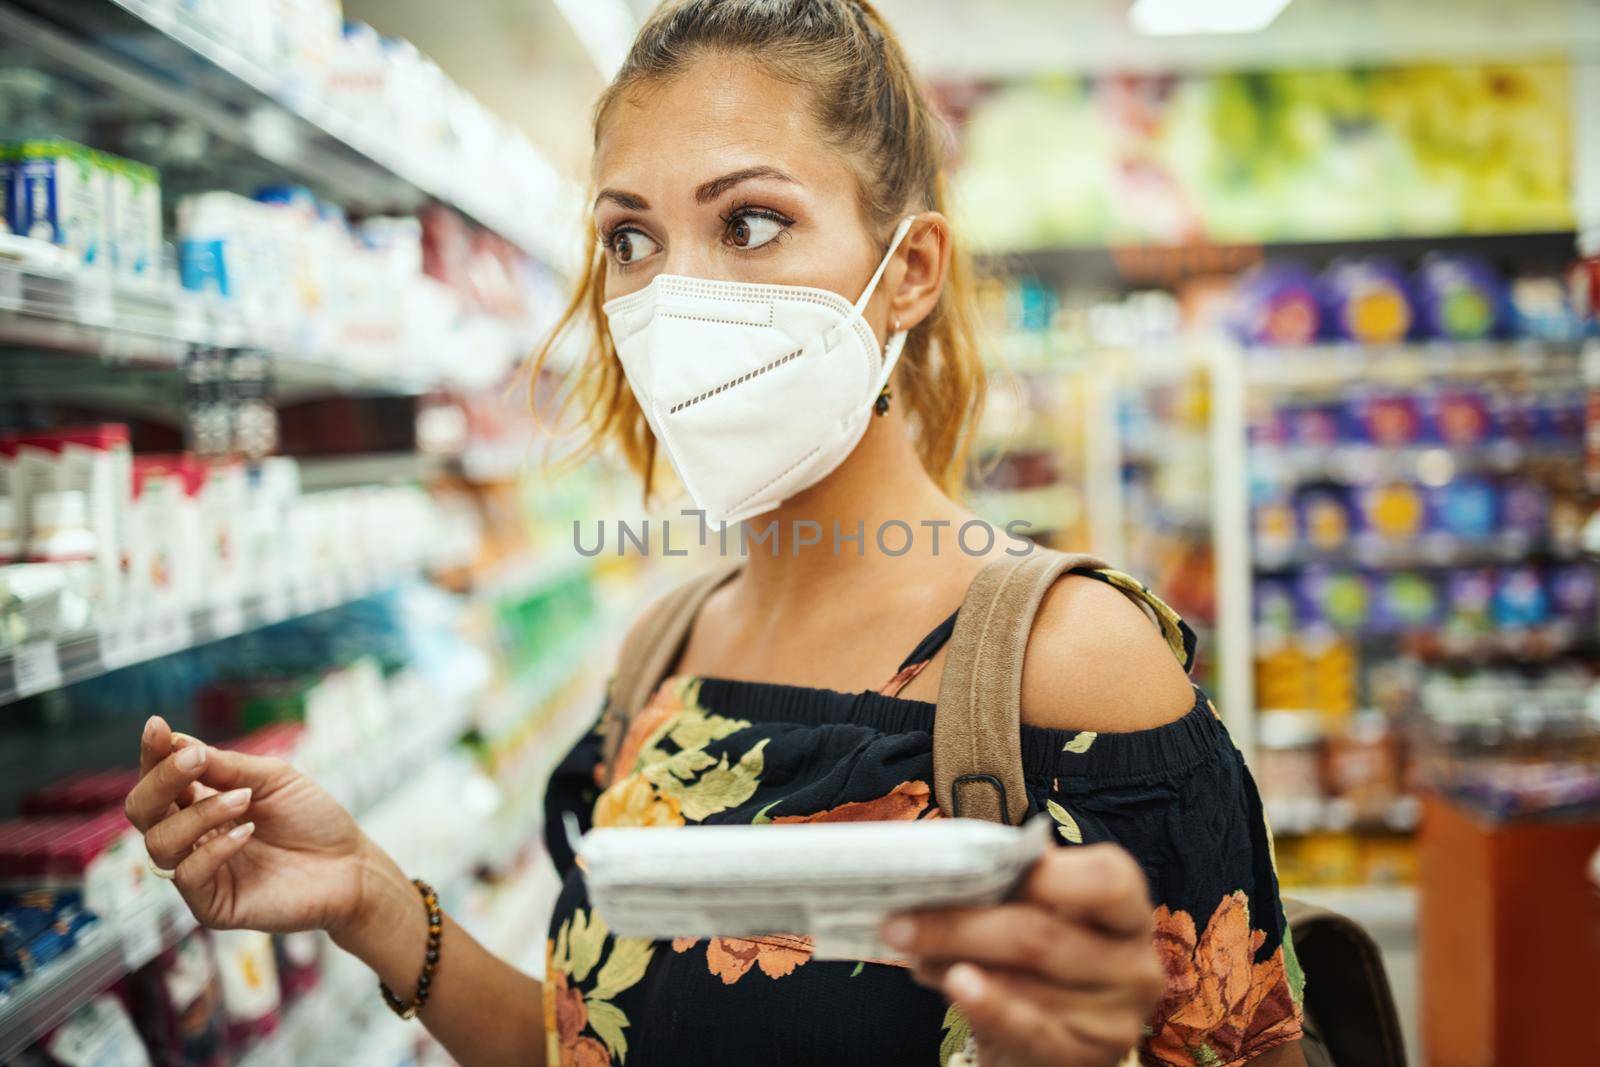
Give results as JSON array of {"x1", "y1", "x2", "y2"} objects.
[{"x1": 542, "y1": 567, "x2": 1304, "y2": 1067}]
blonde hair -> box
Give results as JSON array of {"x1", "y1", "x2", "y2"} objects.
[{"x1": 531, "y1": 0, "x2": 986, "y2": 500}]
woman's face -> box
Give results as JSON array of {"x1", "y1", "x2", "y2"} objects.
[{"x1": 592, "y1": 56, "x2": 891, "y2": 315}]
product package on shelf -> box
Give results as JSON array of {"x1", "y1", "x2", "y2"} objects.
[
  {"x1": 0, "y1": 807, "x2": 141, "y2": 935},
  {"x1": 0, "y1": 139, "x2": 163, "y2": 290},
  {"x1": 175, "y1": 187, "x2": 552, "y2": 389},
  {"x1": 0, "y1": 139, "x2": 108, "y2": 276},
  {"x1": 0, "y1": 436, "x2": 461, "y2": 660},
  {"x1": 35, "y1": 992, "x2": 154, "y2": 1067},
  {"x1": 127, "y1": 930, "x2": 229, "y2": 1067}
]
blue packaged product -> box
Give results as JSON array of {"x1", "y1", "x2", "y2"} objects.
[
  {"x1": 0, "y1": 904, "x2": 52, "y2": 964},
  {"x1": 1509, "y1": 273, "x2": 1583, "y2": 342},
  {"x1": 1, "y1": 139, "x2": 109, "y2": 270},
  {"x1": 1429, "y1": 478, "x2": 1498, "y2": 541},
  {"x1": 1492, "y1": 567, "x2": 1551, "y2": 629}
]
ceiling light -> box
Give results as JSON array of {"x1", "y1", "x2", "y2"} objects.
[{"x1": 1130, "y1": 0, "x2": 1295, "y2": 36}]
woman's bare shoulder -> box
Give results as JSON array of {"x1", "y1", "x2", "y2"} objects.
[{"x1": 1018, "y1": 572, "x2": 1197, "y2": 733}]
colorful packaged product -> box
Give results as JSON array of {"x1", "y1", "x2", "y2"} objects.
[
  {"x1": 273, "y1": 931, "x2": 323, "y2": 1000},
  {"x1": 1427, "y1": 387, "x2": 1494, "y2": 447},
  {"x1": 1298, "y1": 488, "x2": 1354, "y2": 553},
  {"x1": 1321, "y1": 258, "x2": 1413, "y2": 344},
  {"x1": 1324, "y1": 711, "x2": 1404, "y2": 821},
  {"x1": 1358, "y1": 482, "x2": 1427, "y2": 543},
  {"x1": 1498, "y1": 480, "x2": 1548, "y2": 544},
  {"x1": 1445, "y1": 569, "x2": 1496, "y2": 634},
  {"x1": 1359, "y1": 392, "x2": 1424, "y2": 447},
  {"x1": 1492, "y1": 567, "x2": 1552, "y2": 629},
  {"x1": 1374, "y1": 572, "x2": 1440, "y2": 631},
  {"x1": 1253, "y1": 578, "x2": 1299, "y2": 633},
  {"x1": 1230, "y1": 261, "x2": 1323, "y2": 346},
  {"x1": 129, "y1": 931, "x2": 228, "y2": 1067},
  {"x1": 1285, "y1": 402, "x2": 1347, "y2": 447},
  {"x1": 209, "y1": 928, "x2": 282, "y2": 1046},
  {"x1": 1428, "y1": 478, "x2": 1498, "y2": 541},
  {"x1": 1509, "y1": 273, "x2": 1583, "y2": 342},
  {"x1": 104, "y1": 153, "x2": 162, "y2": 289},
  {"x1": 1252, "y1": 496, "x2": 1298, "y2": 560},
  {"x1": 1298, "y1": 569, "x2": 1370, "y2": 630},
  {"x1": 1549, "y1": 565, "x2": 1598, "y2": 625},
  {"x1": 1413, "y1": 252, "x2": 1506, "y2": 341},
  {"x1": 0, "y1": 139, "x2": 108, "y2": 272},
  {"x1": 44, "y1": 993, "x2": 153, "y2": 1067}
]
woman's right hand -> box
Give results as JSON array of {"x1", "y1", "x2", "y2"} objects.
[{"x1": 125, "y1": 715, "x2": 383, "y2": 940}]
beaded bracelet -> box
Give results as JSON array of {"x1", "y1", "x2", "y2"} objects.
[{"x1": 379, "y1": 878, "x2": 441, "y2": 1020}]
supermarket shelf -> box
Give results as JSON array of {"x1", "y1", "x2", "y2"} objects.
[
  {"x1": 0, "y1": 253, "x2": 198, "y2": 366},
  {"x1": 295, "y1": 452, "x2": 451, "y2": 491},
  {"x1": 980, "y1": 231, "x2": 1578, "y2": 289},
  {"x1": 0, "y1": 689, "x2": 487, "y2": 1060},
  {"x1": 0, "y1": 0, "x2": 573, "y2": 268},
  {"x1": 1250, "y1": 441, "x2": 1578, "y2": 486},
  {"x1": 0, "y1": 558, "x2": 439, "y2": 709},
  {"x1": 1243, "y1": 340, "x2": 1583, "y2": 390},
  {"x1": 1252, "y1": 534, "x2": 1574, "y2": 574},
  {"x1": 0, "y1": 258, "x2": 439, "y2": 396},
  {"x1": 1284, "y1": 885, "x2": 1418, "y2": 936},
  {"x1": 1266, "y1": 795, "x2": 1422, "y2": 838},
  {"x1": 971, "y1": 484, "x2": 1083, "y2": 536},
  {"x1": 477, "y1": 608, "x2": 613, "y2": 746},
  {"x1": 233, "y1": 961, "x2": 374, "y2": 1067},
  {"x1": 0, "y1": 889, "x2": 196, "y2": 1062}
]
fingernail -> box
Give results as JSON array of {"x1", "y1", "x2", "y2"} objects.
[
  {"x1": 945, "y1": 963, "x2": 986, "y2": 1004},
  {"x1": 142, "y1": 716, "x2": 158, "y2": 741},
  {"x1": 177, "y1": 745, "x2": 207, "y2": 772},
  {"x1": 171, "y1": 732, "x2": 198, "y2": 748},
  {"x1": 880, "y1": 917, "x2": 915, "y2": 950},
  {"x1": 229, "y1": 821, "x2": 255, "y2": 842},
  {"x1": 222, "y1": 787, "x2": 251, "y2": 809}
]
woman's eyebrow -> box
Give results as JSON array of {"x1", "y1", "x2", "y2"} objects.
[
  {"x1": 595, "y1": 189, "x2": 650, "y2": 211},
  {"x1": 694, "y1": 166, "x2": 797, "y2": 204}
]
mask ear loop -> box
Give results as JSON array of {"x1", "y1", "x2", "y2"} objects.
[{"x1": 826, "y1": 215, "x2": 917, "y2": 411}]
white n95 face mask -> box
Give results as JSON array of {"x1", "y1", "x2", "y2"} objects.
[{"x1": 602, "y1": 216, "x2": 915, "y2": 525}]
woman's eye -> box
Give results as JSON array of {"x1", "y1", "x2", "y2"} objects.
[
  {"x1": 609, "y1": 228, "x2": 660, "y2": 266},
  {"x1": 725, "y1": 212, "x2": 786, "y2": 250}
]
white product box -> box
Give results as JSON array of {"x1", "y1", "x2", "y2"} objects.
[
  {"x1": 2, "y1": 139, "x2": 109, "y2": 273},
  {"x1": 104, "y1": 154, "x2": 162, "y2": 289}
]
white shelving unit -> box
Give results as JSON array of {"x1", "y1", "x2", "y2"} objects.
[
  {"x1": 0, "y1": 0, "x2": 579, "y2": 271},
  {"x1": 0, "y1": 546, "x2": 464, "y2": 708}
]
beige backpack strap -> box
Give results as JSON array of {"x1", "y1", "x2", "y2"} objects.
[
  {"x1": 599, "y1": 560, "x2": 742, "y2": 784},
  {"x1": 933, "y1": 548, "x2": 1108, "y2": 824}
]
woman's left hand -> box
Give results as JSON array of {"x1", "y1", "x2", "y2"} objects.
[{"x1": 880, "y1": 843, "x2": 1165, "y2": 1067}]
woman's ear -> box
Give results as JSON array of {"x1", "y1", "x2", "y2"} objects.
[{"x1": 890, "y1": 212, "x2": 951, "y2": 332}]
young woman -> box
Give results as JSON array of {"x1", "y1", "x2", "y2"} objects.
[{"x1": 124, "y1": 3, "x2": 1306, "y2": 1065}]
